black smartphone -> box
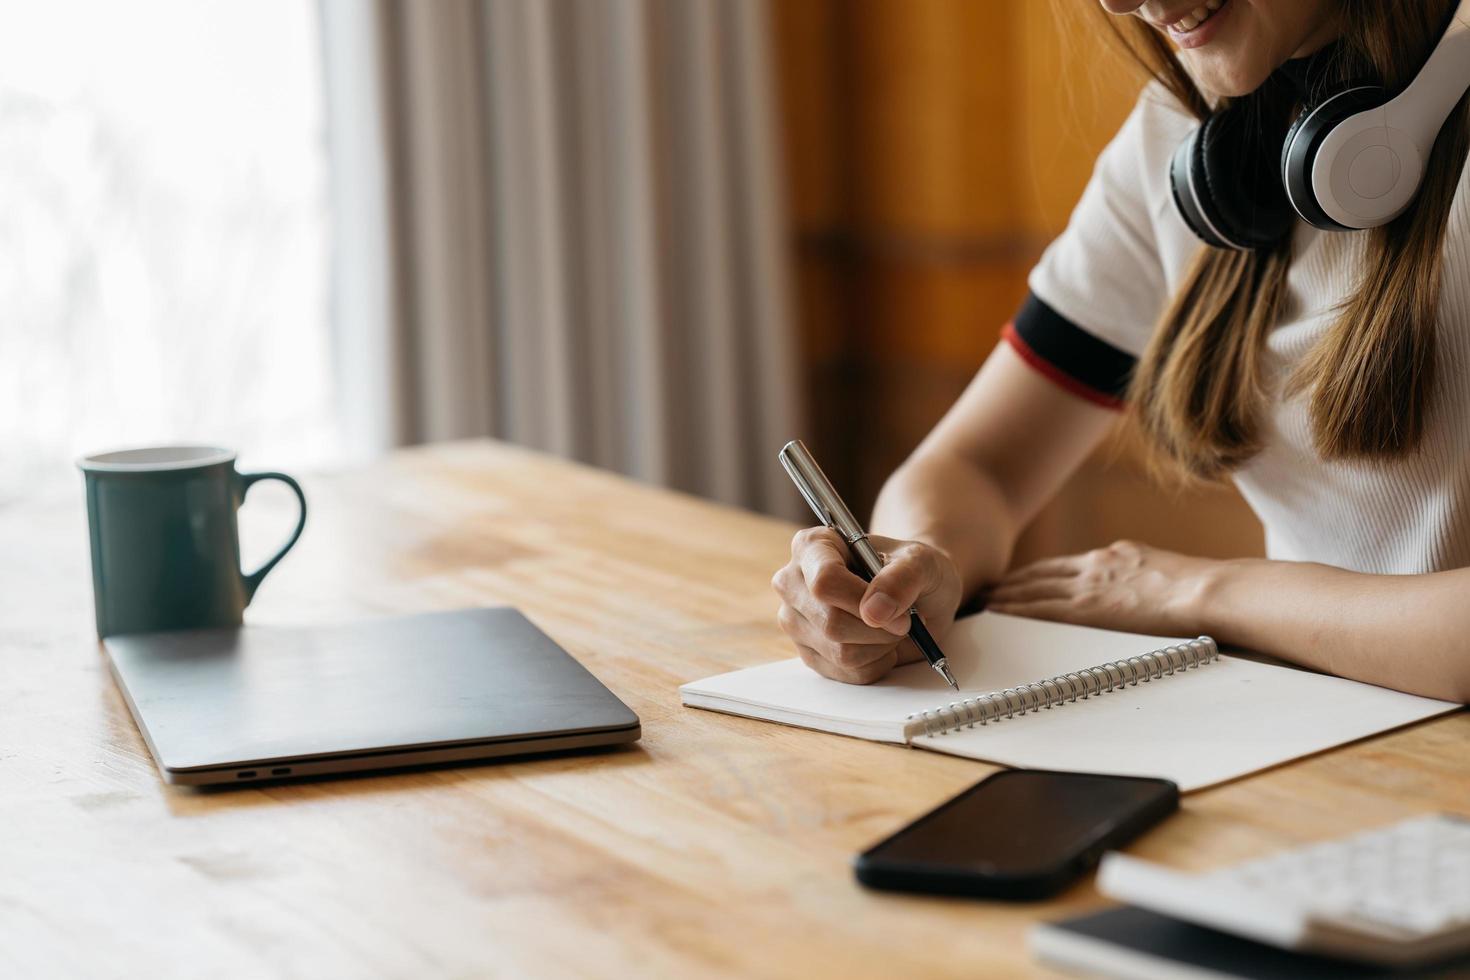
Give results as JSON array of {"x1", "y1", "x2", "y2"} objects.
[{"x1": 854, "y1": 769, "x2": 1178, "y2": 900}]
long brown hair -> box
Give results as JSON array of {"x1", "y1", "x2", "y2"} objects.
[{"x1": 1098, "y1": 2, "x2": 1470, "y2": 479}]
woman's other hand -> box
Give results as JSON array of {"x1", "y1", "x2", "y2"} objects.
[
  {"x1": 987, "y1": 540, "x2": 1216, "y2": 636},
  {"x1": 772, "y1": 528, "x2": 964, "y2": 684}
]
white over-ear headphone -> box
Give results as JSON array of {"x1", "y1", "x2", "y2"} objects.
[
  {"x1": 1283, "y1": 0, "x2": 1470, "y2": 231},
  {"x1": 1172, "y1": 0, "x2": 1470, "y2": 250}
]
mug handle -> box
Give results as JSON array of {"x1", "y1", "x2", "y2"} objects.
[{"x1": 238, "y1": 471, "x2": 308, "y2": 605}]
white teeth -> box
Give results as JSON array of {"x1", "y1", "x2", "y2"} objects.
[{"x1": 1169, "y1": 0, "x2": 1222, "y2": 33}]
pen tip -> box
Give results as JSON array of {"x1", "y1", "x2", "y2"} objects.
[{"x1": 936, "y1": 662, "x2": 959, "y2": 691}]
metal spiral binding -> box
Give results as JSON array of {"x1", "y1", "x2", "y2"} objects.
[{"x1": 907, "y1": 636, "x2": 1218, "y2": 738}]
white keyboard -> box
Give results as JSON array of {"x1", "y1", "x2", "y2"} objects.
[{"x1": 1097, "y1": 814, "x2": 1470, "y2": 968}]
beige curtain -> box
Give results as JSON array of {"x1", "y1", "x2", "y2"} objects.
[{"x1": 321, "y1": 0, "x2": 802, "y2": 515}]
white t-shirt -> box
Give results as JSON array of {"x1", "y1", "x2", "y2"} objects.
[{"x1": 1024, "y1": 83, "x2": 1470, "y2": 574}]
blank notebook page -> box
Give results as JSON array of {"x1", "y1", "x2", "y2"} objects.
[{"x1": 680, "y1": 613, "x2": 1458, "y2": 791}]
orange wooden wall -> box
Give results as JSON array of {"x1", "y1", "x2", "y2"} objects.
[{"x1": 768, "y1": 0, "x2": 1265, "y2": 562}]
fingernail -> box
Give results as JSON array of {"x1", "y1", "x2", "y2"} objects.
[{"x1": 863, "y1": 592, "x2": 897, "y2": 625}]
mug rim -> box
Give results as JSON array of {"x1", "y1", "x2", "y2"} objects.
[{"x1": 77, "y1": 445, "x2": 238, "y2": 473}]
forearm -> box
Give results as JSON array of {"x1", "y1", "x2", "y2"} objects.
[
  {"x1": 871, "y1": 453, "x2": 1017, "y2": 602},
  {"x1": 1197, "y1": 559, "x2": 1470, "y2": 702},
  {"x1": 866, "y1": 342, "x2": 1117, "y2": 606}
]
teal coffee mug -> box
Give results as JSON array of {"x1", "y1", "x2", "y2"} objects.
[{"x1": 78, "y1": 446, "x2": 307, "y2": 638}]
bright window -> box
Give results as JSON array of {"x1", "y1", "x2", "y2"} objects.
[{"x1": 0, "y1": 0, "x2": 337, "y2": 496}]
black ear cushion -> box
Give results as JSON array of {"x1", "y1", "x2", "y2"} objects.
[
  {"x1": 1196, "y1": 109, "x2": 1295, "y2": 249},
  {"x1": 1281, "y1": 85, "x2": 1386, "y2": 231},
  {"x1": 1171, "y1": 109, "x2": 1294, "y2": 251}
]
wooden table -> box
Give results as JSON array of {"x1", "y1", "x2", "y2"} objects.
[{"x1": 6, "y1": 440, "x2": 1468, "y2": 978}]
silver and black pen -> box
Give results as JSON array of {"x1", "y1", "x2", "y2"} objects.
[{"x1": 778, "y1": 439, "x2": 960, "y2": 691}]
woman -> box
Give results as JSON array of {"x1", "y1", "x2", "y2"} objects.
[{"x1": 772, "y1": 0, "x2": 1470, "y2": 701}]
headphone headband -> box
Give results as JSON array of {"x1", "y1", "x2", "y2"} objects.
[{"x1": 1385, "y1": 0, "x2": 1470, "y2": 146}]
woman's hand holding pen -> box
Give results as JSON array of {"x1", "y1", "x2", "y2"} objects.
[{"x1": 772, "y1": 528, "x2": 963, "y2": 685}]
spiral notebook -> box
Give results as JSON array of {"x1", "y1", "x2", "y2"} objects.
[{"x1": 680, "y1": 613, "x2": 1459, "y2": 792}]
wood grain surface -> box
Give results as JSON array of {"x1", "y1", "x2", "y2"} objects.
[{"x1": 5, "y1": 440, "x2": 1467, "y2": 978}]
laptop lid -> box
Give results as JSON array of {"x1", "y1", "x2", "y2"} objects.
[{"x1": 103, "y1": 607, "x2": 639, "y2": 779}]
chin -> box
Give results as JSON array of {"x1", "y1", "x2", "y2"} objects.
[{"x1": 1181, "y1": 51, "x2": 1273, "y2": 99}]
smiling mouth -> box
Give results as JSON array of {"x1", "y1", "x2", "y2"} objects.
[{"x1": 1165, "y1": 0, "x2": 1224, "y2": 35}]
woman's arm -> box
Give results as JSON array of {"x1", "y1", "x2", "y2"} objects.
[{"x1": 989, "y1": 543, "x2": 1470, "y2": 703}]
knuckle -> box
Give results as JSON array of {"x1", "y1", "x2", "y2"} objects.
[
  {"x1": 770, "y1": 567, "x2": 791, "y2": 595},
  {"x1": 911, "y1": 542, "x2": 942, "y2": 570},
  {"x1": 832, "y1": 643, "x2": 870, "y2": 667},
  {"x1": 794, "y1": 526, "x2": 834, "y2": 551},
  {"x1": 776, "y1": 604, "x2": 799, "y2": 634},
  {"x1": 887, "y1": 540, "x2": 921, "y2": 561}
]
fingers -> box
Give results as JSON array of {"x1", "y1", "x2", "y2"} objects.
[
  {"x1": 984, "y1": 597, "x2": 1090, "y2": 626},
  {"x1": 773, "y1": 543, "x2": 898, "y2": 648},
  {"x1": 989, "y1": 553, "x2": 1087, "y2": 618},
  {"x1": 795, "y1": 641, "x2": 899, "y2": 685},
  {"x1": 776, "y1": 603, "x2": 899, "y2": 668},
  {"x1": 793, "y1": 527, "x2": 866, "y2": 616},
  {"x1": 782, "y1": 526, "x2": 897, "y2": 645},
  {"x1": 986, "y1": 576, "x2": 1075, "y2": 606},
  {"x1": 1000, "y1": 554, "x2": 1084, "y2": 585}
]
